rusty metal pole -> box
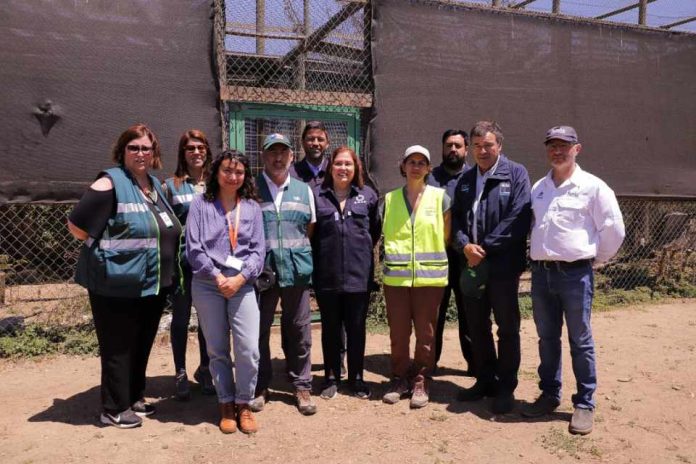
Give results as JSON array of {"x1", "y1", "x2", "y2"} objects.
[
  {"x1": 552, "y1": 0, "x2": 561, "y2": 14},
  {"x1": 256, "y1": 0, "x2": 265, "y2": 55},
  {"x1": 638, "y1": 0, "x2": 648, "y2": 25}
]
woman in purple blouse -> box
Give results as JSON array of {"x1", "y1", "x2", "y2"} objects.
[{"x1": 186, "y1": 150, "x2": 265, "y2": 435}]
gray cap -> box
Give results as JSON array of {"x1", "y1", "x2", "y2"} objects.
[
  {"x1": 402, "y1": 145, "x2": 431, "y2": 162},
  {"x1": 263, "y1": 133, "x2": 292, "y2": 150},
  {"x1": 544, "y1": 126, "x2": 579, "y2": 144}
]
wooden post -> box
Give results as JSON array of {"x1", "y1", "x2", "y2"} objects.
[
  {"x1": 638, "y1": 0, "x2": 647, "y2": 25},
  {"x1": 552, "y1": 0, "x2": 561, "y2": 14},
  {"x1": 256, "y1": 0, "x2": 266, "y2": 55},
  {"x1": 0, "y1": 255, "x2": 9, "y2": 306}
]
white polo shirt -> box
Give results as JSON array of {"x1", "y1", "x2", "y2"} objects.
[
  {"x1": 530, "y1": 165, "x2": 625, "y2": 264},
  {"x1": 261, "y1": 171, "x2": 316, "y2": 222}
]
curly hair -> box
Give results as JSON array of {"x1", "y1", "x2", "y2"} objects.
[{"x1": 204, "y1": 150, "x2": 259, "y2": 202}]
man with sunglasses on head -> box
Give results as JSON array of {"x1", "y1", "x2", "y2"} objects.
[{"x1": 522, "y1": 126, "x2": 624, "y2": 435}]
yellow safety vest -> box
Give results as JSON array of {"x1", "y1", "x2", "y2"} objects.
[{"x1": 383, "y1": 185, "x2": 448, "y2": 287}]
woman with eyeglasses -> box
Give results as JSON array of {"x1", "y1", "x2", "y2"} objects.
[
  {"x1": 186, "y1": 150, "x2": 265, "y2": 434},
  {"x1": 68, "y1": 123, "x2": 182, "y2": 428},
  {"x1": 381, "y1": 145, "x2": 450, "y2": 410},
  {"x1": 162, "y1": 130, "x2": 215, "y2": 400}
]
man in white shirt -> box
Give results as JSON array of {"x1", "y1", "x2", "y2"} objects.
[
  {"x1": 251, "y1": 133, "x2": 318, "y2": 416},
  {"x1": 522, "y1": 126, "x2": 625, "y2": 435}
]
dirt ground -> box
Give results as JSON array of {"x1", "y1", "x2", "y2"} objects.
[{"x1": 1, "y1": 300, "x2": 695, "y2": 464}]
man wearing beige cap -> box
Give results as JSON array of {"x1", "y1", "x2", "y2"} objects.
[{"x1": 522, "y1": 126, "x2": 624, "y2": 435}]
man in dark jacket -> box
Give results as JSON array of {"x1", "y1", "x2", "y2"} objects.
[
  {"x1": 427, "y1": 129, "x2": 475, "y2": 377},
  {"x1": 451, "y1": 120, "x2": 531, "y2": 414},
  {"x1": 289, "y1": 120, "x2": 330, "y2": 188}
]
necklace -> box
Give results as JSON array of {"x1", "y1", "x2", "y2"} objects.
[
  {"x1": 137, "y1": 181, "x2": 157, "y2": 204},
  {"x1": 335, "y1": 188, "x2": 350, "y2": 201}
]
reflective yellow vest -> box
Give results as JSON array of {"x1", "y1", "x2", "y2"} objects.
[{"x1": 383, "y1": 185, "x2": 448, "y2": 287}]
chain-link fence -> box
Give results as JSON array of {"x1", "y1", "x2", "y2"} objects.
[
  {"x1": 1, "y1": 197, "x2": 694, "y2": 338},
  {"x1": 219, "y1": 0, "x2": 373, "y2": 108}
]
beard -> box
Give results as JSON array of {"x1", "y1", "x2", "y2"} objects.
[{"x1": 443, "y1": 153, "x2": 466, "y2": 171}]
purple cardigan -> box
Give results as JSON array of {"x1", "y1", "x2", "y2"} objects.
[{"x1": 185, "y1": 194, "x2": 265, "y2": 283}]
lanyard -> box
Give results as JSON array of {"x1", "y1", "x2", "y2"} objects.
[{"x1": 223, "y1": 198, "x2": 242, "y2": 251}]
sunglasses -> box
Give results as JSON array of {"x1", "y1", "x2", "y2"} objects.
[
  {"x1": 185, "y1": 145, "x2": 207, "y2": 153},
  {"x1": 126, "y1": 145, "x2": 153, "y2": 155}
]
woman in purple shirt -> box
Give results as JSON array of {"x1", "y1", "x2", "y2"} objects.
[{"x1": 186, "y1": 150, "x2": 265, "y2": 435}]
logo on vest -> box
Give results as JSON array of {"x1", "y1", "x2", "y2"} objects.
[
  {"x1": 499, "y1": 182, "x2": 511, "y2": 196},
  {"x1": 354, "y1": 194, "x2": 366, "y2": 204}
]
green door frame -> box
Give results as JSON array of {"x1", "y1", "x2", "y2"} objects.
[{"x1": 228, "y1": 102, "x2": 361, "y2": 156}]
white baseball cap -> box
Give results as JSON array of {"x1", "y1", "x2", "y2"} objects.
[{"x1": 402, "y1": 145, "x2": 431, "y2": 163}]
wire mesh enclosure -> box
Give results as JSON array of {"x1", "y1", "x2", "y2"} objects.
[
  {"x1": 1, "y1": 198, "x2": 694, "y2": 336},
  {"x1": 218, "y1": 0, "x2": 373, "y2": 108}
]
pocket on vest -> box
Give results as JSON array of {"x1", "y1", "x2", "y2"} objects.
[
  {"x1": 104, "y1": 250, "x2": 148, "y2": 287},
  {"x1": 290, "y1": 248, "x2": 313, "y2": 280}
]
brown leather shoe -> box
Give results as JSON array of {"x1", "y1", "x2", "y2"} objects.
[
  {"x1": 219, "y1": 402, "x2": 237, "y2": 434},
  {"x1": 409, "y1": 375, "x2": 429, "y2": 409},
  {"x1": 295, "y1": 389, "x2": 317, "y2": 415},
  {"x1": 236, "y1": 403, "x2": 258, "y2": 434}
]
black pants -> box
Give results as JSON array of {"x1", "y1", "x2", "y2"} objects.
[
  {"x1": 462, "y1": 276, "x2": 521, "y2": 395},
  {"x1": 170, "y1": 264, "x2": 209, "y2": 373},
  {"x1": 316, "y1": 291, "x2": 369, "y2": 383},
  {"x1": 89, "y1": 290, "x2": 167, "y2": 413}
]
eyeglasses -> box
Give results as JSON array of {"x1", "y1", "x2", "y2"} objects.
[
  {"x1": 185, "y1": 145, "x2": 207, "y2": 153},
  {"x1": 126, "y1": 145, "x2": 153, "y2": 155}
]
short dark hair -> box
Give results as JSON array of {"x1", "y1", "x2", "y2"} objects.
[
  {"x1": 301, "y1": 121, "x2": 329, "y2": 141},
  {"x1": 322, "y1": 146, "x2": 365, "y2": 189},
  {"x1": 111, "y1": 123, "x2": 162, "y2": 169},
  {"x1": 204, "y1": 150, "x2": 259, "y2": 202},
  {"x1": 441, "y1": 129, "x2": 469, "y2": 146},
  {"x1": 173, "y1": 129, "x2": 212, "y2": 188},
  {"x1": 470, "y1": 120, "x2": 504, "y2": 145}
]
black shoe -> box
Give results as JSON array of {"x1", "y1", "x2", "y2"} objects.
[
  {"x1": 100, "y1": 409, "x2": 142, "y2": 429},
  {"x1": 319, "y1": 382, "x2": 338, "y2": 400},
  {"x1": 350, "y1": 380, "x2": 371, "y2": 400},
  {"x1": 132, "y1": 399, "x2": 155, "y2": 417},
  {"x1": 194, "y1": 366, "x2": 216, "y2": 395},
  {"x1": 457, "y1": 381, "x2": 497, "y2": 402},
  {"x1": 521, "y1": 394, "x2": 560, "y2": 418},
  {"x1": 492, "y1": 393, "x2": 515, "y2": 414}
]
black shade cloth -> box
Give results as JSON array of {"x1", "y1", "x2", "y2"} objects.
[
  {"x1": 0, "y1": 0, "x2": 221, "y2": 202},
  {"x1": 370, "y1": 0, "x2": 696, "y2": 197}
]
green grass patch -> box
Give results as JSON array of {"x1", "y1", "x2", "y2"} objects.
[{"x1": 0, "y1": 323, "x2": 98, "y2": 359}]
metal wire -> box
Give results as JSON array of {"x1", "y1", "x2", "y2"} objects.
[{"x1": 0, "y1": 198, "x2": 694, "y2": 335}]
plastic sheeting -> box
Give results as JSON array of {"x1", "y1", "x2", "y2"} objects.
[
  {"x1": 0, "y1": 0, "x2": 220, "y2": 202},
  {"x1": 370, "y1": 0, "x2": 696, "y2": 196}
]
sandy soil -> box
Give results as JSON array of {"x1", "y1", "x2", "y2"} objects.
[{"x1": 1, "y1": 300, "x2": 695, "y2": 464}]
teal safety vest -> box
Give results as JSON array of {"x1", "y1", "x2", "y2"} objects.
[
  {"x1": 257, "y1": 174, "x2": 313, "y2": 288},
  {"x1": 164, "y1": 177, "x2": 197, "y2": 224},
  {"x1": 76, "y1": 167, "x2": 176, "y2": 298}
]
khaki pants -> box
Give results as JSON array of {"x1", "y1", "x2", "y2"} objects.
[{"x1": 383, "y1": 285, "x2": 444, "y2": 378}]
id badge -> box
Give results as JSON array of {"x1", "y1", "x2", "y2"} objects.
[
  {"x1": 225, "y1": 255, "x2": 244, "y2": 271},
  {"x1": 159, "y1": 212, "x2": 174, "y2": 228}
]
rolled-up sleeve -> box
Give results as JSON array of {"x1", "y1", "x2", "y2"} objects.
[{"x1": 593, "y1": 183, "x2": 625, "y2": 263}]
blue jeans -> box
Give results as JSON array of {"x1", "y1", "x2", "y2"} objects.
[
  {"x1": 191, "y1": 271, "x2": 260, "y2": 404},
  {"x1": 531, "y1": 261, "x2": 596, "y2": 409}
]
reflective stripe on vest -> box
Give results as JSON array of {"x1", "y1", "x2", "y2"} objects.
[
  {"x1": 171, "y1": 193, "x2": 194, "y2": 205},
  {"x1": 257, "y1": 174, "x2": 313, "y2": 288},
  {"x1": 382, "y1": 185, "x2": 448, "y2": 287}
]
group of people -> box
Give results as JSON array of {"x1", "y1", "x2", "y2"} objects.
[{"x1": 68, "y1": 119, "x2": 624, "y2": 437}]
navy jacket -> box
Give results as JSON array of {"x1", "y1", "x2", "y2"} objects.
[
  {"x1": 428, "y1": 164, "x2": 468, "y2": 200},
  {"x1": 290, "y1": 157, "x2": 328, "y2": 188},
  {"x1": 311, "y1": 184, "x2": 381, "y2": 293},
  {"x1": 451, "y1": 155, "x2": 531, "y2": 277}
]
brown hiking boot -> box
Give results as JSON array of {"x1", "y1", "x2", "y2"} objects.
[
  {"x1": 218, "y1": 402, "x2": 237, "y2": 434},
  {"x1": 236, "y1": 403, "x2": 258, "y2": 434},
  {"x1": 409, "y1": 375, "x2": 429, "y2": 409},
  {"x1": 295, "y1": 389, "x2": 317, "y2": 415}
]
